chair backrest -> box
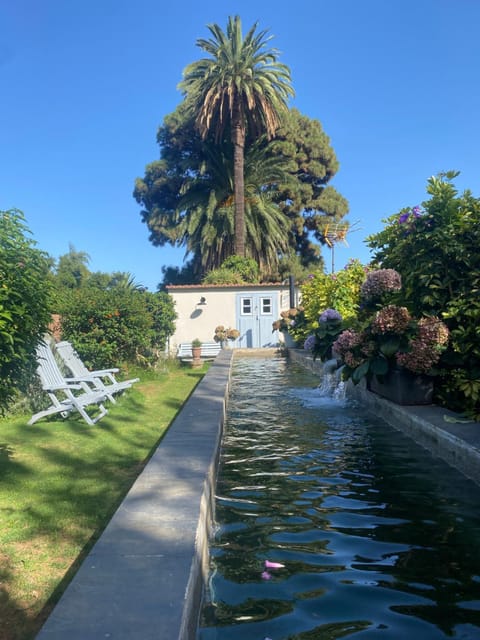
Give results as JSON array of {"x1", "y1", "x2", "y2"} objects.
[
  {"x1": 55, "y1": 341, "x2": 90, "y2": 377},
  {"x1": 35, "y1": 341, "x2": 68, "y2": 388}
]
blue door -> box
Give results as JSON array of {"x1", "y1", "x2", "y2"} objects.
[{"x1": 236, "y1": 293, "x2": 278, "y2": 348}]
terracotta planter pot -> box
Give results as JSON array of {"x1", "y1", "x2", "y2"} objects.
[
  {"x1": 368, "y1": 367, "x2": 434, "y2": 405},
  {"x1": 192, "y1": 346, "x2": 202, "y2": 359}
]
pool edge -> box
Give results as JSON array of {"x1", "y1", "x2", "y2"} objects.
[{"x1": 289, "y1": 348, "x2": 480, "y2": 487}]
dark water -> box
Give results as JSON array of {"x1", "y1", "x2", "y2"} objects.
[{"x1": 198, "y1": 357, "x2": 480, "y2": 640}]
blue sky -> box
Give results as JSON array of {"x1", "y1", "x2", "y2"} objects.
[{"x1": 2, "y1": 0, "x2": 479, "y2": 291}]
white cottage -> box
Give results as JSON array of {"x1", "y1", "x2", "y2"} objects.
[{"x1": 166, "y1": 282, "x2": 298, "y2": 352}]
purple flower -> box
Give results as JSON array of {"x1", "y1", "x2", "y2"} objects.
[
  {"x1": 360, "y1": 269, "x2": 402, "y2": 300},
  {"x1": 412, "y1": 205, "x2": 422, "y2": 218},
  {"x1": 319, "y1": 308, "x2": 342, "y2": 323},
  {"x1": 399, "y1": 205, "x2": 423, "y2": 224},
  {"x1": 303, "y1": 334, "x2": 316, "y2": 351}
]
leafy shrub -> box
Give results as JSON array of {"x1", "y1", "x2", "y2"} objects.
[
  {"x1": 0, "y1": 209, "x2": 52, "y2": 409},
  {"x1": 220, "y1": 256, "x2": 259, "y2": 282},
  {"x1": 203, "y1": 256, "x2": 260, "y2": 284},
  {"x1": 58, "y1": 288, "x2": 176, "y2": 369},
  {"x1": 294, "y1": 259, "x2": 368, "y2": 343},
  {"x1": 366, "y1": 172, "x2": 480, "y2": 417}
]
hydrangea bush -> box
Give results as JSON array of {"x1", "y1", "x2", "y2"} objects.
[{"x1": 366, "y1": 172, "x2": 480, "y2": 417}]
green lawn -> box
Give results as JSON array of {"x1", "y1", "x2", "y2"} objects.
[{"x1": 0, "y1": 363, "x2": 207, "y2": 640}]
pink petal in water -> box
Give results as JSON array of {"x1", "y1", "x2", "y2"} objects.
[
  {"x1": 265, "y1": 560, "x2": 285, "y2": 569},
  {"x1": 261, "y1": 571, "x2": 272, "y2": 580}
]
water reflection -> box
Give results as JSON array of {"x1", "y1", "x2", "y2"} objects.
[{"x1": 199, "y1": 357, "x2": 480, "y2": 639}]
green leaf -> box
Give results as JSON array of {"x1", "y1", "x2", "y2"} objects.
[
  {"x1": 371, "y1": 357, "x2": 389, "y2": 375},
  {"x1": 352, "y1": 360, "x2": 370, "y2": 383},
  {"x1": 379, "y1": 337, "x2": 401, "y2": 357}
]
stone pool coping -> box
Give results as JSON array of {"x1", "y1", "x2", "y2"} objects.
[
  {"x1": 36, "y1": 347, "x2": 480, "y2": 639},
  {"x1": 289, "y1": 349, "x2": 480, "y2": 486}
]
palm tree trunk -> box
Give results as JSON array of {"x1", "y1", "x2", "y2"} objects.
[{"x1": 232, "y1": 108, "x2": 246, "y2": 257}]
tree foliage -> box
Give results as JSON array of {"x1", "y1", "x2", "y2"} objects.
[
  {"x1": 0, "y1": 209, "x2": 52, "y2": 409},
  {"x1": 134, "y1": 105, "x2": 347, "y2": 280},
  {"x1": 55, "y1": 243, "x2": 91, "y2": 289}
]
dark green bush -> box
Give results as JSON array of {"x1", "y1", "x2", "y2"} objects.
[
  {"x1": 58, "y1": 288, "x2": 176, "y2": 369},
  {"x1": 0, "y1": 209, "x2": 52, "y2": 409}
]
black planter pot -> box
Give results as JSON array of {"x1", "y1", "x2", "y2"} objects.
[{"x1": 367, "y1": 367, "x2": 434, "y2": 405}]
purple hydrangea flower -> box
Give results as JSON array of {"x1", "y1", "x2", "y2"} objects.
[
  {"x1": 318, "y1": 308, "x2": 342, "y2": 323},
  {"x1": 303, "y1": 334, "x2": 317, "y2": 351}
]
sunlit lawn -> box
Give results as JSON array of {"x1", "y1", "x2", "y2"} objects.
[{"x1": 0, "y1": 362, "x2": 207, "y2": 640}]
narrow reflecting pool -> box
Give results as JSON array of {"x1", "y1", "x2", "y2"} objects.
[{"x1": 198, "y1": 357, "x2": 480, "y2": 640}]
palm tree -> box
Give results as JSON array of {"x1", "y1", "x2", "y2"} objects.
[
  {"x1": 177, "y1": 140, "x2": 292, "y2": 277},
  {"x1": 178, "y1": 15, "x2": 294, "y2": 257}
]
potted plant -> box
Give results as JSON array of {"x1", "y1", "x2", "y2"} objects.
[
  {"x1": 213, "y1": 326, "x2": 240, "y2": 348},
  {"x1": 272, "y1": 307, "x2": 305, "y2": 348},
  {"x1": 191, "y1": 338, "x2": 202, "y2": 360}
]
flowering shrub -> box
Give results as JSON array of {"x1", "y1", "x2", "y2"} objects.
[
  {"x1": 360, "y1": 269, "x2": 402, "y2": 302},
  {"x1": 366, "y1": 172, "x2": 480, "y2": 416},
  {"x1": 303, "y1": 334, "x2": 316, "y2": 351},
  {"x1": 59, "y1": 288, "x2": 175, "y2": 368},
  {"x1": 371, "y1": 305, "x2": 411, "y2": 335},
  {"x1": 319, "y1": 308, "x2": 342, "y2": 323},
  {"x1": 296, "y1": 259, "x2": 368, "y2": 343},
  {"x1": 213, "y1": 326, "x2": 240, "y2": 343},
  {"x1": 303, "y1": 308, "x2": 344, "y2": 361},
  {"x1": 333, "y1": 309, "x2": 449, "y2": 384},
  {"x1": 398, "y1": 205, "x2": 423, "y2": 224},
  {"x1": 396, "y1": 317, "x2": 449, "y2": 374},
  {"x1": 333, "y1": 328, "x2": 367, "y2": 369}
]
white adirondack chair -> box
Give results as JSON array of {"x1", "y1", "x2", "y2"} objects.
[
  {"x1": 28, "y1": 341, "x2": 108, "y2": 426},
  {"x1": 55, "y1": 340, "x2": 139, "y2": 404}
]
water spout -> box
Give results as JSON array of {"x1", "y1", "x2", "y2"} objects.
[{"x1": 317, "y1": 360, "x2": 345, "y2": 400}]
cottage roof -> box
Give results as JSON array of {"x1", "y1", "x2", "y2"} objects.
[{"x1": 166, "y1": 282, "x2": 289, "y2": 291}]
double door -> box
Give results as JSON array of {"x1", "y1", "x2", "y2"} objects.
[{"x1": 235, "y1": 293, "x2": 277, "y2": 348}]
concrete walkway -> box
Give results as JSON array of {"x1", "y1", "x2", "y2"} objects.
[{"x1": 35, "y1": 348, "x2": 480, "y2": 640}]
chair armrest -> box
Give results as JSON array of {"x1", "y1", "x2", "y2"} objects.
[
  {"x1": 88, "y1": 368, "x2": 120, "y2": 375},
  {"x1": 45, "y1": 382, "x2": 82, "y2": 391}
]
